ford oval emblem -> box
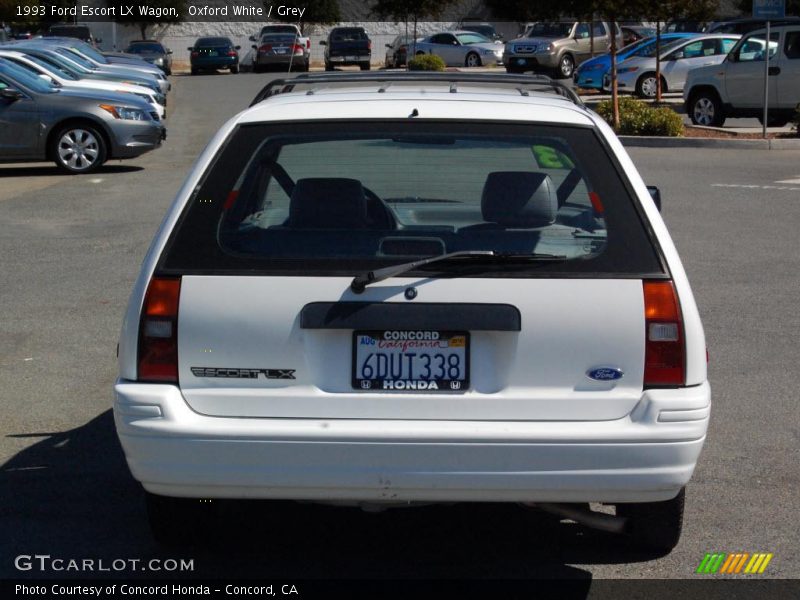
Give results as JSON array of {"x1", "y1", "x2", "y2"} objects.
[{"x1": 587, "y1": 367, "x2": 624, "y2": 381}]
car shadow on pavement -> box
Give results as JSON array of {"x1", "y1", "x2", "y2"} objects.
[
  {"x1": 0, "y1": 165, "x2": 144, "y2": 178},
  {"x1": 1, "y1": 411, "x2": 663, "y2": 584}
]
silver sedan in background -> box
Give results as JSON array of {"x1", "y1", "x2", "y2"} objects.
[
  {"x1": 251, "y1": 34, "x2": 310, "y2": 72},
  {"x1": 605, "y1": 34, "x2": 740, "y2": 98},
  {"x1": 412, "y1": 31, "x2": 504, "y2": 67}
]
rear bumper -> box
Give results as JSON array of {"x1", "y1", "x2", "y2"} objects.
[
  {"x1": 191, "y1": 57, "x2": 238, "y2": 69},
  {"x1": 114, "y1": 380, "x2": 710, "y2": 503}
]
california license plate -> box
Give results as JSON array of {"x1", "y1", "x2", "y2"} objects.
[
  {"x1": 209, "y1": 51, "x2": 218, "y2": 57},
  {"x1": 353, "y1": 330, "x2": 469, "y2": 392}
]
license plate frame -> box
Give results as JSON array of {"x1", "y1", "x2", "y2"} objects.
[{"x1": 352, "y1": 330, "x2": 469, "y2": 392}]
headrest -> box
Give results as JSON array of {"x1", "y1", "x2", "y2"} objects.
[
  {"x1": 289, "y1": 178, "x2": 368, "y2": 229},
  {"x1": 481, "y1": 172, "x2": 557, "y2": 227}
]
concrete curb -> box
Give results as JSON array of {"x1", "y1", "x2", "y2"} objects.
[{"x1": 620, "y1": 136, "x2": 800, "y2": 150}]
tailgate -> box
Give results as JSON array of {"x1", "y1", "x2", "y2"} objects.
[{"x1": 177, "y1": 276, "x2": 645, "y2": 421}]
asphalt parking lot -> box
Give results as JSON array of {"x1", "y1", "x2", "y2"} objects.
[{"x1": 1, "y1": 72, "x2": 799, "y2": 583}]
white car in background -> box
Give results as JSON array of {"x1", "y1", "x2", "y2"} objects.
[
  {"x1": 412, "y1": 31, "x2": 503, "y2": 67},
  {"x1": 0, "y1": 49, "x2": 166, "y2": 119},
  {"x1": 685, "y1": 24, "x2": 800, "y2": 126},
  {"x1": 114, "y1": 72, "x2": 709, "y2": 553},
  {"x1": 606, "y1": 34, "x2": 740, "y2": 97}
]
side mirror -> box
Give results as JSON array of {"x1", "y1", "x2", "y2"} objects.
[
  {"x1": 187, "y1": 47, "x2": 194, "y2": 51},
  {"x1": 95, "y1": 38, "x2": 102, "y2": 44},
  {"x1": 0, "y1": 87, "x2": 23, "y2": 101},
  {"x1": 385, "y1": 43, "x2": 392, "y2": 48},
  {"x1": 647, "y1": 186, "x2": 662, "y2": 212},
  {"x1": 249, "y1": 35, "x2": 256, "y2": 42},
  {"x1": 167, "y1": 49, "x2": 173, "y2": 54},
  {"x1": 251, "y1": 45, "x2": 257, "y2": 50},
  {"x1": 234, "y1": 45, "x2": 241, "y2": 50}
]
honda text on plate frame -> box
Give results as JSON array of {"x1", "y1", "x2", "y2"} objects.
[{"x1": 114, "y1": 74, "x2": 709, "y2": 552}]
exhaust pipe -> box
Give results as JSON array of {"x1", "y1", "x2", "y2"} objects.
[{"x1": 526, "y1": 503, "x2": 628, "y2": 534}]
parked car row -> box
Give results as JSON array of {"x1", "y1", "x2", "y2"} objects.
[
  {"x1": 0, "y1": 36, "x2": 171, "y2": 173},
  {"x1": 570, "y1": 19, "x2": 800, "y2": 119}
]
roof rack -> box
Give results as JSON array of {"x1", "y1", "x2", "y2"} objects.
[{"x1": 249, "y1": 72, "x2": 584, "y2": 108}]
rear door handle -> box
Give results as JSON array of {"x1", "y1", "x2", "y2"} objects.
[{"x1": 769, "y1": 66, "x2": 781, "y2": 76}]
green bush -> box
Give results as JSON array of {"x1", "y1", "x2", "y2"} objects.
[
  {"x1": 594, "y1": 96, "x2": 684, "y2": 137},
  {"x1": 407, "y1": 54, "x2": 446, "y2": 72}
]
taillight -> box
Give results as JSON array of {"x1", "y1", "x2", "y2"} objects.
[
  {"x1": 259, "y1": 44, "x2": 272, "y2": 53},
  {"x1": 190, "y1": 51, "x2": 199, "y2": 58},
  {"x1": 367, "y1": 40, "x2": 372, "y2": 50},
  {"x1": 138, "y1": 277, "x2": 181, "y2": 383},
  {"x1": 292, "y1": 44, "x2": 304, "y2": 54},
  {"x1": 643, "y1": 281, "x2": 685, "y2": 387},
  {"x1": 227, "y1": 50, "x2": 238, "y2": 57},
  {"x1": 306, "y1": 39, "x2": 311, "y2": 49}
]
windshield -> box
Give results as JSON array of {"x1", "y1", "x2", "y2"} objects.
[
  {"x1": 160, "y1": 122, "x2": 662, "y2": 278},
  {"x1": 54, "y1": 47, "x2": 96, "y2": 70},
  {"x1": 525, "y1": 23, "x2": 573, "y2": 38},
  {"x1": 260, "y1": 26, "x2": 298, "y2": 35},
  {"x1": 261, "y1": 35, "x2": 297, "y2": 44},
  {"x1": 0, "y1": 58, "x2": 58, "y2": 93},
  {"x1": 456, "y1": 32, "x2": 491, "y2": 45},
  {"x1": 66, "y1": 41, "x2": 108, "y2": 63},
  {"x1": 34, "y1": 50, "x2": 91, "y2": 74},
  {"x1": 25, "y1": 54, "x2": 79, "y2": 80},
  {"x1": 331, "y1": 29, "x2": 368, "y2": 42},
  {"x1": 462, "y1": 25, "x2": 495, "y2": 38},
  {"x1": 197, "y1": 37, "x2": 231, "y2": 47},
  {"x1": 126, "y1": 43, "x2": 164, "y2": 54}
]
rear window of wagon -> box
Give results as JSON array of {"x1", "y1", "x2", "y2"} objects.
[{"x1": 158, "y1": 121, "x2": 665, "y2": 278}]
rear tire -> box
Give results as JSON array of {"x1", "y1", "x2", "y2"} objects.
[
  {"x1": 636, "y1": 73, "x2": 664, "y2": 99},
  {"x1": 253, "y1": 63, "x2": 262, "y2": 74},
  {"x1": 51, "y1": 123, "x2": 107, "y2": 174},
  {"x1": 617, "y1": 488, "x2": 685, "y2": 552},
  {"x1": 505, "y1": 66, "x2": 523, "y2": 74},
  {"x1": 360, "y1": 62, "x2": 371, "y2": 71},
  {"x1": 324, "y1": 61, "x2": 333, "y2": 71},
  {"x1": 145, "y1": 492, "x2": 217, "y2": 546},
  {"x1": 190, "y1": 67, "x2": 198, "y2": 76},
  {"x1": 230, "y1": 65, "x2": 239, "y2": 74}
]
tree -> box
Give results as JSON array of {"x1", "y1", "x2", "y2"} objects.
[
  {"x1": 637, "y1": 0, "x2": 718, "y2": 102},
  {"x1": 371, "y1": 0, "x2": 459, "y2": 58},
  {"x1": 269, "y1": 0, "x2": 341, "y2": 33},
  {"x1": 105, "y1": 0, "x2": 186, "y2": 40}
]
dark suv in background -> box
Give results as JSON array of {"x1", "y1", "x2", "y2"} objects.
[{"x1": 321, "y1": 27, "x2": 371, "y2": 71}]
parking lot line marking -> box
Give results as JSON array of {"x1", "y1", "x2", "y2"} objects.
[
  {"x1": 774, "y1": 177, "x2": 800, "y2": 185},
  {"x1": 712, "y1": 183, "x2": 800, "y2": 192}
]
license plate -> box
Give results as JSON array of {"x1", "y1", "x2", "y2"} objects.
[
  {"x1": 208, "y1": 51, "x2": 218, "y2": 57},
  {"x1": 353, "y1": 330, "x2": 469, "y2": 392},
  {"x1": 275, "y1": 48, "x2": 287, "y2": 54},
  {"x1": 517, "y1": 58, "x2": 526, "y2": 65},
  {"x1": 346, "y1": 55, "x2": 357, "y2": 61}
]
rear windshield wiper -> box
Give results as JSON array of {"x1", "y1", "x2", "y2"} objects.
[{"x1": 350, "y1": 250, "x2": 565, "y2": 293}]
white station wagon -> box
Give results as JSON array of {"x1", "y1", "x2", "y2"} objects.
[{"x1": 114, "y1": 73, "x2": 710, "y2": 551}]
